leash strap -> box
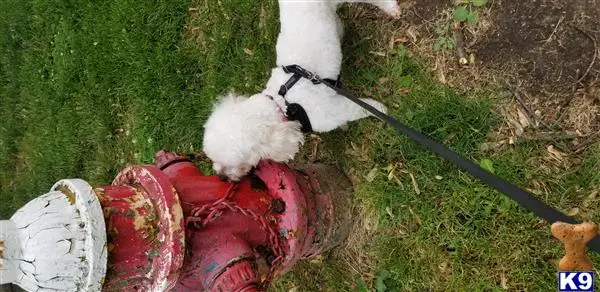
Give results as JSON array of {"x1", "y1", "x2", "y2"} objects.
[{"x1": 281, "y1": 64, "x2": 600, "y2": 253}]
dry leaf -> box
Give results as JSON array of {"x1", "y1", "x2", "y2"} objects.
[
  {"x1": 507, "y1": 116, "x2": 524, "y2": 136},
  {"x1": 517, "y1": 107, "x2": 531, "y2": 128},
  {"x1": 363, "y1": 213, "x2": 378, "y2": 231},
  {"x1": 500, "y1": 273, "x2": 508, "y2": 289},
  {"x1": 547, "y1": 145, "x2": 566, "y2": 161},
  {"x1": 243, "y1": 48, "x2": 254, "y2": 56},
  {"x1": 436, "y1": 57, "x2": 447, "y2": 84},
  {"x1": 409, "y1": 173, "x2": 420, "y2": 195},
  {"x1": 385, "y1": 206, "x2": 394, "y2": 218},
  {"x1": 438, "y1": 261, "x2": 449, "y2": 273},
  {"x1": 406, "y1": 26, "x2": 418, "y2": 43},
  {"x1": 409, "y1": 207, "x2": 422, "y2": 226},
  {"x1": 589, "y1": 190, "x2": 598, "y2": 200},
  {"x1": 369, "y1": 51, "x2": 386, "y2": 57},
  {"x1": 468, "y1": 53, "x2": 476, "y2": 64},
  {"x1": 366, "y1": 167, "x2": 378, "y2": 182},
  {"x1": 309, "y1": 255, "x2": 324, "y2": 264},
  {"x1": 583, "y1": 190, "x2": 598, "y2": 208},
  {"x1": 566, "y1": 207, "x2": 579, "y2": 216},
  {"x1": 385, "y1": 164, "x2": 397, "y2": 181}
]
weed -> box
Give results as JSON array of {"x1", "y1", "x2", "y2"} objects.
[{"x1": 434, "y1": 0, "x2": 489, "y2": 51}]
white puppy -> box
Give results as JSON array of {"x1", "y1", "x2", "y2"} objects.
[{"x1": 203, "y1": 0, "x2": 400, "y2": 181}]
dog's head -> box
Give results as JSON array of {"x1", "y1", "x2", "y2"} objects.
[{"x1": 202, "y1": 93, "x2": 305, "y2": 181}]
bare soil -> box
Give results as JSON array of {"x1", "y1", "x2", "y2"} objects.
[
  {"x1": 393, "y1": 0, "x2": 600, "y2": 141},
  {"x1": 475, "y1": 0, "x2": 600, "y2": 97}
]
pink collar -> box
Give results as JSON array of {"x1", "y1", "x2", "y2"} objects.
[{"x1": 266, "y1": 95, "x2": 287, "y2": 121}]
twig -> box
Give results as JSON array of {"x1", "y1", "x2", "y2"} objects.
[
  {"x1": 573, "y1": 26, "x2": 598, "y2": 85},
  {"x1": 452, "y1": 22, "x2": 468, "y2": 65},
  {"x1": 543, "y1": 15, "x2": 565, "y2": 44},
  {"x1": 572, "y1": 130, "x2": 600, "y2": 153},
  {"x1": 410, "y1": 7, "x2": 436, "y2": 26},
  {"x1": 512, "y1": 89, "x2": 554, "y2": 131},
  {"x1": 551, "y1": 27, "x2": 598, "y2": 128},
  {"x1": 507, "y1": 87, "x2": 573, "y2": 152},
  {"x1": 518, "y1": 131, "x2": 580, "y2": 143}
]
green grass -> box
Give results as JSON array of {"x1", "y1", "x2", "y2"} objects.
[{"x1": 1, "y1": 0, "x2": 599, "y2": 291}]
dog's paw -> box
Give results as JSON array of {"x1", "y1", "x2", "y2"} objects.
[
  {"x1": 362, "y1": 98, "x2": 388, "y2": 115},
  {"x1": 377, "y1": 1, "x2": 401, "y2": 19},
  {"x1": 376, "y1": 102, "x2": 388, "y2": 114}
]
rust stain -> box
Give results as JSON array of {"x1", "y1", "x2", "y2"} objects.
[
  {"x1": 93, "y1": 187, "x2": 109, "y2": 202},
  {"x1": 56, "y1": 183, "x2": 76, "y2": 205},
  {"x1": 0, "y1": 240, "x2": 4, "y2": 268},
  {"x1": 287, "y1": 230, "x2": 297, "y2": 238}
]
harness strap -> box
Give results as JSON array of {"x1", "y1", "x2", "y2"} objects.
[
  {"x1": 278, "y1": 73, "x2": 302, "y2": 97},
  {"x1": 277, "y1": 66, "x2": 334, "y2": 133},
  {"x1": 282, "y1": 64, "x2": 600, "y2": 253}
]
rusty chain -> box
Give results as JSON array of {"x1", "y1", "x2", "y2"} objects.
[
  {"x1": 185, "y1": 152, "x2": 211, "y2": 164},
  {"x1": 185, "y1": 183, "x2": 285, "y2": 290}
]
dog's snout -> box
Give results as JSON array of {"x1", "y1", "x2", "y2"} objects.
[{"x1": 218, "y1": 174, "x2": 229, "y2": 181}]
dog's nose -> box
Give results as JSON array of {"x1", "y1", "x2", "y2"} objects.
[{"x1": 218, "y1": 174, "x2": 228, "y2": 182}]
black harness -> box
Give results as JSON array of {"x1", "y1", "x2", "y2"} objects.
[{"x1": 277, "y1": 65, "x2": 341, "y2": 133}]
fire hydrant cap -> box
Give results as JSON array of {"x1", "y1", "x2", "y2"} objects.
[
  {"x1": 50, "y1": 179, "x2": 108, "y2": 292},
  {"x1": 1, "y1": 179, "x2": 107, "y2": 292}
]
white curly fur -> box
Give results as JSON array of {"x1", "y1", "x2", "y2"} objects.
[{"x1": 203, "y1": 0, "x2": 400, "y2": 181}]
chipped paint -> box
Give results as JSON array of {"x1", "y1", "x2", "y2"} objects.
[
  {"x1": 171, "y1": 201, "x2": 183, "y2": 233},
  {"x1": 102, "y1": 165, "x2": 184, "y2": 291},
  {"x1": 0, "y1": 240, "x2": 4, "y2": 268},
  {"x1": 55, "y1": 183, "x2": 77, "y2": 205},
  {"x1": 287, "y1": 230, "x2": 297, "y2": 238},
  {"x1": 204, "y1": 261, "x2": 218, "y2": 273}
]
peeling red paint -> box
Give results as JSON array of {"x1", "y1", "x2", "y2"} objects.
[{"x1": 98, "y1": 166, "x2": 185, "y2": 292}]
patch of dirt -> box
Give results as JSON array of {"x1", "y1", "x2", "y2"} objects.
[
  {"x1": 400, "y1": 0, "x2": 452, "y2": 25},
  {"x1": 473, "y1": 0, "x2": 600, "y2": 142},
  {"x1": 475, "y1": 0, "x2": 599, "y2": 96},
  {"x1": 388, "y1": 0, "x2": 600, "y2": 147}
]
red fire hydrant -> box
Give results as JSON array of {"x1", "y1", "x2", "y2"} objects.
[
  {"x1": 154, "y1": 151, "x2": 353, "y2": 291},
  {"x1": 0, "y1": 151, "x2": 353, "y2": 291}
]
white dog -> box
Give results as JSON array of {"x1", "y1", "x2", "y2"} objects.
[{"x1": 203, "y1": 0, "x2": 400, "y2": 181}]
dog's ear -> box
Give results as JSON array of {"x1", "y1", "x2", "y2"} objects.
[{"x1": 260, "y1": 121, "x2": 304, "y2": 162}]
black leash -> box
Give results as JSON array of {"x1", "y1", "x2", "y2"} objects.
[{"x1": 281, "y1": 64, "x2": 600, "y2": 253}]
